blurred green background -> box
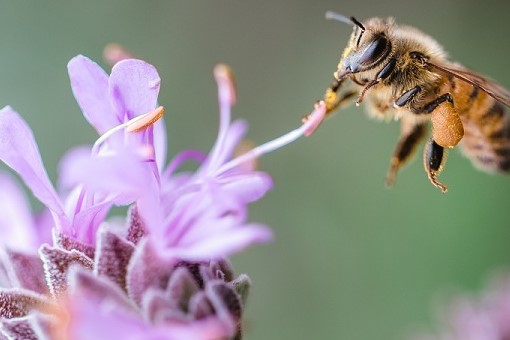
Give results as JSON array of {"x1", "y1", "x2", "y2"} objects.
[{"x1": 1, "y1": 0, "x2": 510, "y2": 339}]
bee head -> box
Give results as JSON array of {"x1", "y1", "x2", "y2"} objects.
[{"x1": 326, "y1": 12, "x2": 392, "y2": 78}]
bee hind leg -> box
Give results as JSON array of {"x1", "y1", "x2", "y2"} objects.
[
  {"x1": 386, "y1": 122, "x2": 427, "y2": 188},
  {"x1": 423, "y1": 138, "x2": 448, "y2": 193}
]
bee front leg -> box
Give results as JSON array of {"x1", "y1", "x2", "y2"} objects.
[
  {"x1": 321, "y1": 77, "x2": 357, "y2": 115},
  {"x1": 304, "y1": 78, "x2": 357, "y2": 130},
  {"x1": 386, "y1": 120, "x2": 427, "y2": 188},
  {"x1": 423, "y1": 138, "x2": 448, "y2": 193}
]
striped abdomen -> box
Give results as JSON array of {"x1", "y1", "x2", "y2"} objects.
[{"x1": 454, "y1": 80, "x2": 510, "y2": 173}]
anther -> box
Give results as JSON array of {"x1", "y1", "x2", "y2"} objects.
[
  {"x1": 126, "y1": 106, "x2": 165, "y2": 133},
  {"x1": 214, "y1": 64, "x2": 237, "y2": 106}
]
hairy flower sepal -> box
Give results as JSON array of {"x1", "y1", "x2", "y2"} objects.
[{"x1": 0, "y1": 219, "x2": 250, "y2": 339}]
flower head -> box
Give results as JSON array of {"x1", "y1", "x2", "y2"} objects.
[
  {"x1": 0, "y1": 54, "x2": 325, "y2": 339},
  {"x1": 69, "y1": 61, "x2": 326, "y2": 262}
]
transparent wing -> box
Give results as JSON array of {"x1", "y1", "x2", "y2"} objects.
[{"x1": 427, "y1": 61, "x2": 510, "y2": 108}]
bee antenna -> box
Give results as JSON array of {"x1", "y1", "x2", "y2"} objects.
[
  {"x1": 350, "y1": 16, "x2": 366, "y2": 31},
  {"x1": 325, "y1": 11, "x2": 365, "y2": 31}
]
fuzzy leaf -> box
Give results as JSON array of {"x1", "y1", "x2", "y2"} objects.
[
  {"x1": 230, "y1": 274, "x2": 251, "y2": 306},
  {"x1": 2, "y1": 249, "x2": 47, "y2": 294},
  {"x1": 175, "y1": 262, "x2": 205, "y2": 289},
  {"x1": 39, "y1": 245, "x2": 93, "y2": 298},
  {"x1": 0, "y1": 317, "x2": 38, "y2": 340},
  {"x1": 206, "y1": 281, "x2": 242, "y2": 321},
  {"x1": 166, "y1": 266, "x2": 200, "y2": 313},
  {"x1": 141, "y1": 288, "x2": 186, "y2": 324},
  {"x1": 188, "y1": 291, "x2": 214, "y2": 320},
  {"x1": 0, "y1": 289, "x2": 52, "y2": 319},
  {"x1": 126, "y1": 204, "x2": 146, "y2": 244},
  {"x1": 68, "y1": 266, "x2": 136, "y2": 312},
  {"x1": 53, "y1": 232, "x2": 95, "y2": 260},
  {"x1": 205, "y1": 281, "x2": 242, "y2": 336},
  {"x1": 126, "y1": 239, "x2": 174, "y2": 306},
  {"x1": 210, "y1": 259, "x2": 234, "y2": 283},
  {"x1": 94, "y1": 228, "x2": 134, "y2": 292}
]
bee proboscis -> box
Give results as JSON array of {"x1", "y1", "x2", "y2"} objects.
[{"x1": 318, "y1": 12, "x2": 510, "y2": 192}]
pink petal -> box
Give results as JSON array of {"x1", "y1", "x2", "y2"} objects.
[
  {"x1": 68, "y1": 55, "x2": 118, "y2": 134},
  {"x1": 72, "y1": 200, "x2": 114, "y2": 245},
  {"x1": 161, "y1": 224, "x2": 273, "y2": 261},
  {"x1": 0, "y1": 173, "x2": 38, "y2": 251},
  {"x1": 200, "y1": 119, "x2": 247, "y2": 175},
  {"x1": 109, "y1": 59, "x2": 160, "y2": 121},
  {"x1": 68, "y1": 290, "x2": 229, "y2": 340},
  {"x1": 0, "y1": 106, "x2": 67, "y2": 229},
  {"x1": 66, "y1": 149, "x2": 154, "y2": 202},
  {"x1": 219, "y1": 172, "x2": 273, "y2": 204},
  {"x1": 57, "y1": 145, "x2": 92, "y2": 191}
]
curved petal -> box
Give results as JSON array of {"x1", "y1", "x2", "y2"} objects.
[
  {"x1": 0, "y1": 106, "x2": 67, "y2": 228},
  {"x1": 68, "y1": 290, "x2": 229, "y2": 340},
  {"x1": 161, "y1": 224, "x2": 273, "y2": 261},
  {"x1": 66, "y1": 149, "x2": 153, "y2": 201},
  {"x1": 57, "y1": 145, "x2": 92, "y2": 191},
  {"x1": 63, "y1": 187, "x2": 114, "y2": 245},
  {"x1": 219, "y1": 172, "x2": 273, "y2": 204},
  {"x1": 109, "y1": 59, "x2": 161, "y2": 121},
  {"x1": 0, "y1": 173, "x2": 37, "y2": 251},
  {"x1": 68, "y1": 55, "x2": 117, "y2": 134},
  {"x1": 73, "y1": 201, "x2": 113, "y2": 246},
  {"x1": 200, "y1": 119, "x2": 248, "y2": 175}
]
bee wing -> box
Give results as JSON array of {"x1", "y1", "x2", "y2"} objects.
[{"x1": 426, "y1": 61, "x2": 510, "y2": 108}]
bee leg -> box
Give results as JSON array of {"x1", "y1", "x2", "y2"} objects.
[
  {"x1": 355, "y1": 79, "x2": 379, "y2": 106},
  {"x1": 386, "y1": 122, "x2": 427, "y2": 187},
  {"x1": 423, "y1": 138, "x2": 448, "y2": 193},
  {"x1": 356, "y1": 57, "x2": 397, "y2": 105},
  {"x1": 321, "y1": 77, "x2": 357, "y2": 115},
  {"x1": 421, "y1": 93, "x2": 464, "y2": 148},
  {"x1": 304, "y1": 79, "x2": 356, "y2": 129},
  {"x1": 395, "y1": 85, "x2": 422, "y2": 107}
]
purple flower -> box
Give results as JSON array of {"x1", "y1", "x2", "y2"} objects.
[
  {"x1": 413, "y1": 274, "x2": 510, "y2": 340},
  {"x1": 69, "y1": 61, "x2": 326, "y2": 261},
  {"x1": 0, "y1": 53, "x2": 326, "y2": 339}
]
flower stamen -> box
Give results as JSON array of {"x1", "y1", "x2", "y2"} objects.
[
  {"x1": 126, "y1": 106, "x2": 165, "y2": 133},
  {"x1": 216, "y1": 101, "x2": 326, "y2": 175},
  {"x1": 92, "y1": 106, "x2": 165, "y2": 155}
]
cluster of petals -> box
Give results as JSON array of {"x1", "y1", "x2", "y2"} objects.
[{"x1": 0, "y1": 54, "x2": 326, "y2": 339}]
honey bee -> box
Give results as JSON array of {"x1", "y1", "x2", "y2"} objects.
[{"x1": 319, "y1": 12, "x2": 510, "y2": 192}]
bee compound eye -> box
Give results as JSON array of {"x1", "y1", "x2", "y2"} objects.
[{"x1": 358, "y1": 36, "x2": 389, "y2": 65}]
